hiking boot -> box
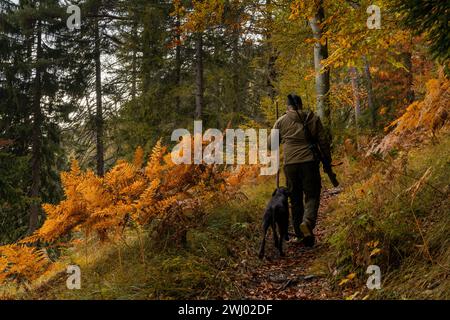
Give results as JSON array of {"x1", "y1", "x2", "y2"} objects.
[
  {"x1": 300, "y1": 222, "x2": 313, "y2": 237},
  {"x1": 300, "y1": 222, "x2": 315, "y2": 248},
  {"x1": 302, "y1": 235, "x2": 315, "y2": 248}
]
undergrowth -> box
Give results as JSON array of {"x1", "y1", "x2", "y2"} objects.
[
  {"x1": 326, "y1": 133, "x2": 450, "y2": 299},
  {"x1": 11, "y1": 177, "x2": 274, "y2": 300},
  {"x1": 4, "y1": 135, "x2": 448, "y2": 300}
]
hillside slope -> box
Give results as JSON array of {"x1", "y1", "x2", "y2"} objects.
[{"x1": 3, "y1": 134, "x2": 449, "y2": 300}]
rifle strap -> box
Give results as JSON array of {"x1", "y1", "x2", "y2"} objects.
[{"x1": 294, "y1": 110, "x2": 314, "y2": 145}]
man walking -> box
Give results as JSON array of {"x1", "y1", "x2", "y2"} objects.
[{"x1": 270, "y1": 94, "x2": 332, "y2": 247}]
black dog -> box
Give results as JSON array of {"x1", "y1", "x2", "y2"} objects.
[{"x1": 258, "y1": 187, "x2": 290, "y2": 259}]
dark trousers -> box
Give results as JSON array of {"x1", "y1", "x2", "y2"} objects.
[{"x1": 284, "y1": 161, "x2": 322, "y2": 237}]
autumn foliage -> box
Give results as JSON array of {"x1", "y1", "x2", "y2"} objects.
[
  {"x1": 0, "y1": 141, "x2": 259, "y2": 286},
  {"x1": 387, "y1": 75, "x2": 449, "y2": 136},
  {"x1": 0, "y1": 245, "x2": 49, "y2": 285},
  {"x1": 368, "y1": 72, "x2": 449, "y2": 155}
]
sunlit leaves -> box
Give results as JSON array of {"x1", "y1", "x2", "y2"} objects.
[
  {"x1": 338, "y1": 272, "x2": 357, "y2": 286},
  {"x1": 0, "y1": 140, "x2": 260, "y2": 287},
  {"x1": 0, "y1": 245, "x2": 50, "y2": 285},
  {"x1": 173, "y1": 0, "x2": 224, "y2": 34}
]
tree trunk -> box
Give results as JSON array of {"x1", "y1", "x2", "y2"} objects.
[
  {"x1": 94, "y1": 14, "x2": 104, "y2": 176},
  {"x1": 175, "y1": 14, "x2": 181, "y2": 111},
  {"x1": 363, "y1": 56, "x2": 376, "y2": 128},
  {"x1": 195, "y1": 32, "x2": 204, "y2": 120},
  {"x1": 232, "y1": 26, "x2": 240, "y2": 114},
  {"x1": 131, "y1": 22, "x2": 138, "y2": 101},
  {"x1": 309, "y1": 1, "x2": 331, "y2": 131},
  {"x1": 403, "y1": 50, "x2": 415, "y2": 104},
  {"x1": 350, "y1": 67, "x2": 361, "y2": 126},
  {"x1": 266, "y1": 0, "x2": 277, "y2": 102},
  {"x1": 29, "y1": 19, "x2": 43, "y2": 234}
]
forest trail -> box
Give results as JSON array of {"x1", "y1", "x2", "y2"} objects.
[
  {"x1": 1, "y1": 0, "x2": 449, "y2": 302},
  {"x1": 233, "y1": 189, "x2": 341, "y2": 300}
]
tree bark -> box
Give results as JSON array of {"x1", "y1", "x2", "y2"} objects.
[
  {"x1": 232, "y1": 26, "x2": 240, "y2": 113},
  {"x1": 350, "y1": 67, "x2": 361, "y2": 126},
  {"x1": 94, "y1": 13, "x2": 104, "y2": 176},
  {"x1": 363, "y1": 56, "x2": 376, "y2": 128},
  {"x1": 309, "y1": 1, "x2": 331, "y2": 131},
  {"x1": 403, "y1": 50, "x2": 415, "y2": 104},
  {"x1": 195, "y1": 32, "x2": 204, "y2": 120},
  {"x1": 29, "y1": 19, "x2": 43, "y2": 234},
  {"x1": 175, "y1": 14, "x2": 181, "y2": 111},
  {"x1": 266, "y1": 0, "x2": 277, "y2": 102},
  {"x1": 131, "y1": 22, "x2": 138, "y2": 101}
]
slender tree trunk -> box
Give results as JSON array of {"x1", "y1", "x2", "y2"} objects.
[
  {"x1": 175, "y1": 14, "x2": 181, "y2": 111},
  {"x1": 232, "y1": 26, "x2": 240, "y2": 114},
  {"x1": 309, "y1": 1, "x2": 331, "y2": 131},
  {"x1": 195, "y1": 32, "x2": 204, "y2": 120},
  {"x1": 29, "y1": 19, "x2": 43, "y2": 233},
  {"x1": 94, "y1": 14, "x2": 104, "y2": 176},
  {"x1": 131, "y1": 22, "x2": 138, "y2": 101},
  {"x1": 363, "y1": 56, "x2": 376, "y2": 128},
  {"x1": 267, "y1": 54, "x2": 277, "y2": 101},
  {"x1": 266, "y1": 0, "x2": 277, "y2": 102},
  {"x1": 131, "y1": 51, "x2": 137, "y2": 100},
  {"x1": 350, "y1": 67, "x2": 361, "y2": 126},
  {"x1": 403, "y1": 50, "x2": 415, "y2": 104}
]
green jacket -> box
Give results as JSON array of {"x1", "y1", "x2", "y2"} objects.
[{"x1": 270, "y1": 110, "x2": 332, "y2": 166}]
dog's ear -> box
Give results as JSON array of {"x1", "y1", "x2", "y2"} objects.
[{"x1": 272, "y1": 189, "x2": 278, "y2": 196}]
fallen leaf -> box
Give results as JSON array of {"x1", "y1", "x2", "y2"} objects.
[
  {"x1": 370, "y1": 248, "x2": 382, "y2": 257},
  {"x1": 347, "y1": 272, "x2": 357, "y2": 280}
]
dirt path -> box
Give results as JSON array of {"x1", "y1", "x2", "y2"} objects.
[{"x1": 235, "y1": 189, "x2": 341, "y2": 300}]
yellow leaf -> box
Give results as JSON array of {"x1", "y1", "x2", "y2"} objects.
[
  {"x1": 367, "y1": 240, "x2": 380, "y2": 248},
  {"x1": 339, "y1": 278, "x2": 350, "y2": 286},
  {"x1": 370, "y1": 248, "x2": 382, "y2": 257},
  {"x1": 345, "y1": 291, "x2": 360, "y2": 300},
  {"x1": 347, "y1": 272, "x2": 357, "y2": 280}
]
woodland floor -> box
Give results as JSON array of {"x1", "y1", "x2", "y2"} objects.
[
  {"x1": 230, "y1": 189, "x2": 341, "y2": 300},
  {"x1": 12, "y1": 186, "x2": 344, "y2": 300},
  {"x1": 6, "y1": 135, "x2": 449, "y2": 300}
]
